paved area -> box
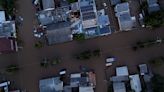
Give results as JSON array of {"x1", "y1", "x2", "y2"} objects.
[{"x1": 0, "y1": 0, "x2": 164, "y2": 92}]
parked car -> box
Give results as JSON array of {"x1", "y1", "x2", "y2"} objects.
[
  {"x1": 59, "y1": 69, "x2": 66, "y2": 76},
  {"x1": 105, "y1": 57, "x2": 116, "y2": 67}
]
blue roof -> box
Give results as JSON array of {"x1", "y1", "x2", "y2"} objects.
[
  {"x1": 99, "y1": 26, "x2": 111, "y2": 35},
  {"x1": 98, "y1": 15, "x2": 110, "y2": 26}
]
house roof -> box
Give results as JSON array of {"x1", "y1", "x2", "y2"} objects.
[
  {"x1": 79, "y1": 0, "x2": 98, "y2": 29},
  {"x1": 147, "y1": 0, "x2": 160, "y2": 13},
  {"x1": 0, "y1": 21, "x2": 16, "y2": 38},
  {"x1": 110, "y1": 0, "x2": 121, "y2": 5},
  {"x1": 117, "y1": 13, "x2": 134, "y2": 31},
  {"x1": 110, "y1": 76, "x2": 129, "y2": 82},
  {"x1": 129, "y1": 74, "x2": 142, "y2": 92},
  {"x1": 116, "y1": 66, "x2": 129, "y2": 76},
  {"x1": 79, "y1": 86, "x2": 94, "y2": 92},
  {"x1": 46, "y1": 21, "x2": 72, "y2": 45},
  {"x1": 99, "y1": 26, "x2": 111, "y2": 35},
  {"x1": 148, "y1": 4, "x2": 160, "y2": 13},
  {"x1": 115, "y1": 2, "x2": 129, "y2": 13},
  {"x1": 115, "y1": 2, "x2": 135, "y2": 31},
  {"x1": 139, "y1": 64, "x2": 148, "y2": 75},
  {"x1": 147, "y1": 0, "x2": 158, "y2": 5},
  {"x1": 38, "y1": 10, "x2": 55, "y2": 26},
  {"x1": 0, "y1": 38, "x2": 16, "y2": 54},
  {"x1": 42, "y1": 0, "x2": 55, "y2": 10},
  {"x1": 38, "y1": 6, "x2": 70, "y2": 26},
  {"x1": 0, "y1": 11, "x2": 6, "y2": 22},
  {"x1": 98, "y1": 15, "x2": 110, "y2": 26},
  {"x1": 39, "y1": 77, "x2": 63, "y2": 92},
  {"x1": 113, "y1": 82, "x2": 126, "y2": 92}
]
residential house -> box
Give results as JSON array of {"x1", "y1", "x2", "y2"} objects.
[
  {"x1": 129, "y1": 74, "x2": 142, "y2": 92},
  {"x1": 110, "y1": 0, "x2": 121, "y2": 6},
  {"x1": 139, "y1": 64, "x2": 153, "y2": 92},
  {"x1": 97, "y1": 9, "x2": 111, "y2": 35},
  {"x1": 39, "y1": 77, "x2": 64, "y2": 92},
  {"x1": 0, "y1": 11, "x2": 18, "y2": 54},
  {"x1": 37, "y1": 1, "x2": 73, "y2": 45},
  {"x1": 79, "y1": 86, "x2": 94, "y2": 92},
  {"x1": 41, "y1": 0, "x2": 55, "y2": 10},
  {"x1": 115, "y1": 2, "x2": 136, "y2": 31},
  {"x1": 78, "y1": 0, "x2": 99, "y2": 38},
  {"x1": 139, "y1": 64, "x2": 148, "y2": 76},
  {"x1": 147, "y1": 0, "x2": 160, "y2": 13},
  {"x1": 110, "y1": 66, "x2": 130, "y2": 92},
  {"x1": 113, "y1": 82, "x2": 126, "y2": 92}
]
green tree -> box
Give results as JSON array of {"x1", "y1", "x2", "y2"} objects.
[
  {"x1": 67, "y1": 0, "x2": 77, "y2": 3},
  {"x1": 73, "y1": 33, "x2": 85, "y2": 41},
  {"x1": 152, "y1": 74, "x2": 164, "y2": 92},
  {"x1": 144, "y1": 11, "x2": 164, "y2": 27},
  {"x1": 92, "y1": 49, "x2": 101, "y2": 57},
  {"x1": 34, "y1": 41, "x2": 44, "y2": 48},
  {"x1": 6, "y1": 65, "x2": 19, "y2": 74}
]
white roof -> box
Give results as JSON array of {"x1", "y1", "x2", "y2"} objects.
[
  {"x1": 0, "y1": 11, "x2": 6, "y2": 22},
  {"x1": 113, "y1": 82, "x2": 126, "y2": 92},
  {"x1": 129, "y1": 74, "x2": 142, "y2": 92},
  {"x1": 71, "y1": 73, "x2": 81, "y2": 78},
  {"x1": 116, "y1": 66, "x2": 129, "y2": 76},
  {"x1": 79, "y1": 86, "x2": 94, "y2": 92}
]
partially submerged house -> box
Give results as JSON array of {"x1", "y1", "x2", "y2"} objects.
[
  {"x1": 39, "y1": 71, "x2": 96, "y2": 92},
  {"x1": 115, "y1": 2, "x2": 136, "y2": 31},
  {"x1": 113, "y1": 82, "x2": 126, "y2": 92},
  {"x1": 79, "y1": 0, "x2": 111, "y2": 38},
  {"x1": 39, "y1": 77, "x2": 64, "y2": 92},
  {"x1": 0, "y1": 11, "x2": 18, "y2": 54},
  {"x1": 110, "y1": 0, "x2": 121, "y2": 6},
  {"x1": 37, "y1": 0, "x2": 73, "y2": 45},
  {"x1": 129, "y1": 74, "x2": 142, "y2": 92},
  {"x1": 110, "y1": 66, "x2": 143, "y2": 92}
]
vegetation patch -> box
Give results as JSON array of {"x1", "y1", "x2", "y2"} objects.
[
  {"x1": 73, "y1": 33, "x2": 85, "y2": 41},
  {"x1": 144, "y1": 11, "x2": 164, "y2": 28},
  {"x1": 151, "y1": 74, "x2": 164, "y2": 92}
]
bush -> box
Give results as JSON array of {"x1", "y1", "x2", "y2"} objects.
[
  {"x1": 6, "y1": 65, "x2": 19, "y2": 73},
  {"x1": 51, "y1": 57, "x2": 61, "y2": 66},
  {"x1": 0, "y1": 0, "x2": 16, "y2": 16},
  {"x1": 34, "y1": 41, "x2": 44, "y2": 48},
  {"x1": 40, "y1": 58, "x2": 49, "y2": 68},
  {"x1": 149, "y1": 57, "x2": 164, "y2": 66},
  {"x1": 73, "y1": 33, "x2": 85, "y2": 41},
  {"x1": 76, "y1": 50, "x2": 92, "y2": 60},
  {"x1": 144, "y1": 11, "x2": 164, "y2": 28},
  {"x1": 152, "y1": 74, "x2": 164, "y2": 92},
  {"x1": 67, "y1": 0, "x2": 77, "y2": 3},
  {"x1": 93, "y1": 49, "x2": 101, "y2": 57}
]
